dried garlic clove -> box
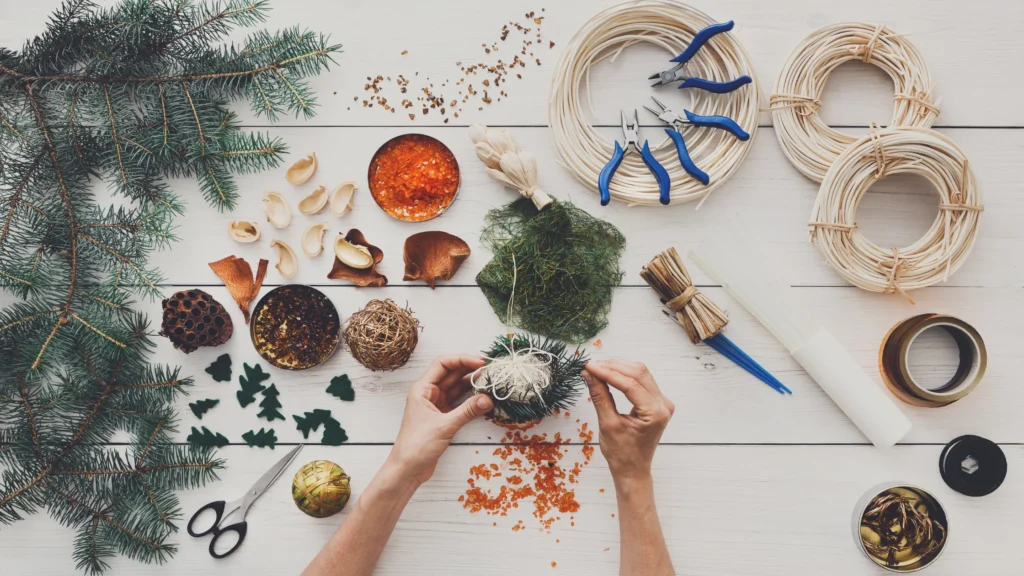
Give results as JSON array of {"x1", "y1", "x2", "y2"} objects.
[
  {"x1": 299, "y1": 185, "x2": 329, "y2": 215},
  {"x1": 263, "y1": 192, "x2": 291, "y2": 229},
  {"x1": 301, "y1": 223, "x2": 328, "y2": 257},
  {"x1": 270, "y1": 239, "x2": 298, "y2": 278},
  {"x1": 286, "y1": 153, "x2": 317, "y2": 186},
  {"x1": 334, "y1": 236, "x2": 373, "y2": 269},
  {"x1": 329, "y1": 182, "x2": 357, "y2": 217},
  {"x1": 227, "y1": 220, "x2": 261, "y2": 243}
]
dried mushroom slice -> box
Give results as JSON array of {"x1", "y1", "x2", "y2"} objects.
[{"x1": 403, "y1": 231, "x2": 471, "y2": 288}]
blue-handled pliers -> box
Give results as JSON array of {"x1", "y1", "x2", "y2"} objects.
[
  {"x1": 643, "y1": 96, "x2": 749, "y2": 186},
  {"x1": 648, "y1": 21, "x2": 752, "y2": 93},
  {"x1": 599, "y1": 110, "x2": 672, "y2": 206}
]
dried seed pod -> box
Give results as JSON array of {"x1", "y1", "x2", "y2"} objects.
[
  {"x1": 208, "y1": 256, "x2": 269, "y2": 324},
  {"x1": 302, "y1": 223, "x2": 328, "y2": 257},
  {"x1": 270, "y1": 239, "x2": 298, "y2": 278},
  {"x1": 328, "y1": 229, "x2": 387, "y2": 287},
  {"x1": 403, "y1": 231, "x2": 471, "y2": 288},
  {"x1": 227, "y1": 220, "x2": 261, "y2": 243},
  {"x1": 299, "y1": 185, "x2": 329, "y2": 215},
  {"x1": 263, "y1": 192, "x2": 292, "y2": 229},
  {"x1": 330, "y1": 182, "x2": 357, "y2": 217},
  {"x1": 159, "y1": 289, "x2": 234, "y2": 353},
  {"x1": 287, "y1": 153, "x2": 318, "y2": 186}
]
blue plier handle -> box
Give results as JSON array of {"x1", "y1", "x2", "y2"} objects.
[
  {"x1": 598, "y1": 110, "x2": 672, "y2": 206},
  {"x1": 649, "y1": 21, "x2": 753, "y2": 93},
  {"x1": 644, "y1": 97, "x2": 749, "y2": 186}
]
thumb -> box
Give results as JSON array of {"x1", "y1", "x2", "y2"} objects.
[{"x1": 448, "y1": 394, "x2": 494, "y2": 429}]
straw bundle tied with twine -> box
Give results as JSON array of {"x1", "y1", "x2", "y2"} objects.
[{"x1": 641, "y1": 248, "x2": 728, "y2": 344}]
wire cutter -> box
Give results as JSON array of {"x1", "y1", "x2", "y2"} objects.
[
  {"x1": 649, "y1": 21, "x2": 752, "y2": 93},
  {"x1": 599, "y1": 110, "x2": 672, "y2": 206},
  {"x1": 643, "y1": 96, "x2": 749, "y2": 186}
]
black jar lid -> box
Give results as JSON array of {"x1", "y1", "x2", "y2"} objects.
[{"x1": 939, "y1": 435, "x2": 1007, "y2": 497}]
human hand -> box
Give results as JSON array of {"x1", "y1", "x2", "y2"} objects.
[
  {"x1": 581, "y1": 360, "x2": 675, "y2": 483},
  {"x1": 387, "y1": 355, "x2": 495, "y2": 485}
]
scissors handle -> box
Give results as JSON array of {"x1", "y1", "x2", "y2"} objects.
[{"x1": 188, "y1": 500, "x2": 249, "y2": 559}]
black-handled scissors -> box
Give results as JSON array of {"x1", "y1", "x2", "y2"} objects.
[{"x1": 188, "y1": 445, "x2": 302, "y2": 558}]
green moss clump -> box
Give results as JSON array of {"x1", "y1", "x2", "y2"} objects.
[{"x1": 476, "y1": 199, "x2": 625, "y2": 344}]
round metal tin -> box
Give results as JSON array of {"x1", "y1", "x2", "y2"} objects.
[
  {"x1": 367, "y1": 133, "x2": 460, "y2": 222},
  {"x1": 852, "y1": 483, "x2": 949, "y2": 572},
  {"x1": 250, "y1": 285, "x2": 340, "y2": 370}
]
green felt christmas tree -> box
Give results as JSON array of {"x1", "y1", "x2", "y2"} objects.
[
  {"x1": 326, "y1": 374, "x2": 355, "y2": 401},
  {"x1": 187, "y1": 426, "x2": 230, "y2": 448},
  {"x1": 205, "y1": 354, "x2": 233, "y2": 382},
  {"x1": 257, "y1": 383, "x2": 285, "y2": 421},
  {"x1": 242, "y1": 428, "x2": 277, "y2": 448},
  {"x1": 189, "y1": 398, "x2": 220, "y2": 419},
  {"x1": 237, "y1": 362, "x2": 270, "y2": 407},
  {"x1": 0, "y1": 1, "x2": 339, "y2": 573}
]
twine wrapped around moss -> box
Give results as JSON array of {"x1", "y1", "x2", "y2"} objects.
[{"x1": 343, "y1": 299, "x2": 421, "y2": 371}]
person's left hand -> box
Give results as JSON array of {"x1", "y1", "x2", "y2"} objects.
[{"x1": 387, "y1": 355, "x2": 495, "y2": 484}]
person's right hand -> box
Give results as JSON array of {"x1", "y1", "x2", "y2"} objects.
[{"x1": 581, "y1": 360, "x2": 674, "y2": 481}]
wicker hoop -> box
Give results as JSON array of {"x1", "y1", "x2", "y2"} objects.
[{"x1": 809, "y1": 128, "x2": 982, "y2": 303}]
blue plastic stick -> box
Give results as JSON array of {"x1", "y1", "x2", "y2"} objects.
[
  {"x1": 711, "y1": 333, "x2": 792, "y2": 394},
  {"x1": 705, "y1": 333, "x2": 792, "y2": 394}
]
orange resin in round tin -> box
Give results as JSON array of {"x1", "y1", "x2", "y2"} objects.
[{"x1": 367, "y1": 134, "x2": 460, "y2": 221}]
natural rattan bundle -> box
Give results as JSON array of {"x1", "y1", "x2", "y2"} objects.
[
  {"x1": 809, "y1": 127, "x2": 982, "y2": 302},
  {"x1": 770, "y1": 22, "x2": 941, "y2": 182},
  {"x1": 343, "y1": 299, "x2": 420, "y2": 371}
]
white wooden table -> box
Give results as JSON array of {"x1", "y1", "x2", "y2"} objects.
[{"x1": 2, "y1": 1, "x2": 1021, "y2": 574}]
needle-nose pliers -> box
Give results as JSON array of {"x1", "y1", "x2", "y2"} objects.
[
  {"x1": 643, "y1": 96, "x2": 749, "y2": 186},
  {"x1": 649, "y1": 21, "x2": 752, "y2": 93},
  {"x1": 599, "y1": 110, "x2": 672, "y2": 206}
]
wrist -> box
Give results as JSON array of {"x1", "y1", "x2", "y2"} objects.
[
  {"x1": 376, "y1": 456, "x2": 424, "y2": 497},
  {"x1": 612, "y1": 470, "x2": 654, "y2": 499}
]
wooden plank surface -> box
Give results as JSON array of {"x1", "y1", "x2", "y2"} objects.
[{"x1": 1, "y1": 0, "x2": 1021, "y2": 574}]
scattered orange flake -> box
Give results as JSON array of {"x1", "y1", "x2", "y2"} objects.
[
  {"x1": 593, "y1": 339, "x2": 602, "y2": 347},
  {"x1": 599, "y1": 489, "x2": 605, "y2": 493},
  {"x1": 556, "y1": 539, "x2": 560, "y2": 543},
  {"x1": 401, "y1": 50, "x2": 408, "y2": 55},
  {"x1": 603, "y1": 547, "x2": 611, "y2": 552},
  {"x1": 611, "y1": 514, "x2": 616, "y2": 518},
  {"x1": 551, "y1": 561, "x2": 557, "y2": 568}
]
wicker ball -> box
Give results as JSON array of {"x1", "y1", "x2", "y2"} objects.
[
  {"x1": 343, "y1": 299, "x2": 420, "y2": 371},
  {"x1": 292, "y1": 460, "x2": 351, "y2": 518},
  {"x1": 158, "y1": 289, "x2": 233, "y2": 353}
]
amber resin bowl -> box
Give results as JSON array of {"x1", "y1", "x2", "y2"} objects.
[
  {"x1": 250, "y1": 285, "x2": 340, "y2": 370},
  {"x1": 367, "y1": 133, "x2": 460, "y2": 221}
]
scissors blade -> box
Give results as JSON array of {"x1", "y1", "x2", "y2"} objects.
[{"x1": 241, "y1": 445, "x2": 303, "y2": 512}]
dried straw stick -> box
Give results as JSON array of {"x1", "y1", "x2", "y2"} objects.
[
  {"x1": 770, "y1": 22, "x2": 941, "y2": 183},
  {"x1": 640, "y1": 248, "x2": 728, "y2": 344}
]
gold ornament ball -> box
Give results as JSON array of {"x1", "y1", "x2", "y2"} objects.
[{"x1": 292, "y1": 460, "x2": 352, "y2": 518}]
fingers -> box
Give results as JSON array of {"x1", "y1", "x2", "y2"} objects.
[
  {"x1": 584, "y1": 360, "x2": 656, "y2": 410},
  {"x1": 581, "y1": 369, "x2": 619, "y2": 426},
  {"x1": 597, "y1": 359, "x2": 663, "y2": 395},
  {"x1": 414, "y1": 355, "x2": 487, "y2": 395},
  {"x1": 446, "y1": 394, "x2": 494, "y2": 430}
]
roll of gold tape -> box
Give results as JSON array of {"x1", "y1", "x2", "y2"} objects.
[{"x1": 878, "y1": 314, "x2": 986, "y2": 407}]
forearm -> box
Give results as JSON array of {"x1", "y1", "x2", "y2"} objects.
[
  {"x1": 614, "y1": 474, "x2": 674, "y2": 576},
  {"x1": 302, "y1": 458, "x2": 420, "y2": 576}
]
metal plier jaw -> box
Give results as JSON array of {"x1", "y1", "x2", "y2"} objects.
[
  {"x1": 598, "y1": 110, "x2": 672, "y2": 206},
  {"x1": 648, "y1": 21, "x2": 753, "y2": 93}
]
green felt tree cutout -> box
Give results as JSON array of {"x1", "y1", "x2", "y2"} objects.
[
  {"x1": 189, "y1": 398, "x2": 220, "y2": 420},
  {"x1": 237, "y1": 363, "x2": 270, "y2": 408},
  {"x1": 293, "y1": 410, "x2": 325, "y2": 439},
  {"x1": 257, "y1": 384, "x2": 285, "y2": 421},
  {"x1": 242, "y1": 428, "x2": 277, "y2": 449},
  {"x1": 322, "y1": 421, "x2": 349, "y2": 446},
  {"x1": 187, "y1": 426, "x2": 229, "y2": 448},
  {"x1": 326, "y1": 374, "x2": 355, "y2": 402},
  {"x1": 205, "y1": 354, "x2": 233, "y2": 382}
]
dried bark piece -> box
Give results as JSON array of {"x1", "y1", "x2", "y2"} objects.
[
  {"x1": 208, "y1": 255, "x2": 269, "y2": 323},
  {"x1": 287, "y1": 153, "x2": 318, "y2": 185},
  {"x1": 327, "y1": 229, "x2": 387, "y2": 287},
  {"x1": 159, "y1": 289, "x2": 234, "y2": 353},
  {"x1": 403, "y1": 231, "x2": 471, "y2": 288}
]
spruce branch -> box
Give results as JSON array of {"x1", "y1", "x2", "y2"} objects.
[{"x1": 0, "y1": 1, "x2": 337, "y2": 572}]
